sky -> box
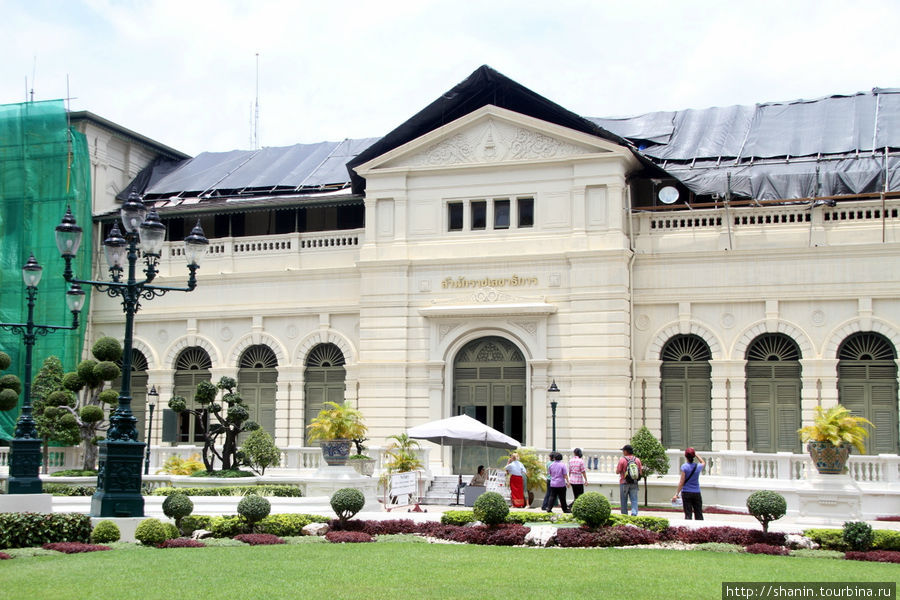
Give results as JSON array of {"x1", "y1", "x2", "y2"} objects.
[{"x1": 2, "y1": 0, "x2": 898, "y2": 157}]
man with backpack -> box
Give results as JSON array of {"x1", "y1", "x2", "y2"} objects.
[{"x1": 616, "y1": 444, "x2": 642, "y2": 516}]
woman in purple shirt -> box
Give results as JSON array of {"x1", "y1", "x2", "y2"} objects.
[
  {"x1": 546, "y1": 453, "x2": 570, "y2": 513},
  {"x1": 672, "y1": 447, "x2": 705, "y2": 520}
]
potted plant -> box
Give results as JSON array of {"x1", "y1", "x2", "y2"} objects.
[
  {"x1": 501, "y1": 447, "x2": 546, "y2": 507},
  {"x1": 347, "y1": 435, "x2": 376, "y2": 476},
  {"x1": 798, "y1": 405, "x2": 873, "y2": 474},
  {"x1": 306, "y1": 400, "x2": 367, "y2": 466}
]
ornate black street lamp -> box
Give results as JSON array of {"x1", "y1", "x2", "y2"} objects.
[
  {"x1": 547, "y1": 379, "x2": 560, "y2": 453},
  {"x1": 144, "y1": 385, "x2": 158, "y2": 475},
  {"x1": 0, "y1": 254, "x2": 85, "y2": 494},
  {"x1": 56, "y1": 191, "x2": 208, "y2": 517}
]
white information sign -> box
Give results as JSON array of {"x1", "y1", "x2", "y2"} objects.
[{"x1": 390, "y1": 471, "x2": 417, "y2": 497}]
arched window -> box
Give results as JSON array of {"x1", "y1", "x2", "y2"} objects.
[
  {"x1": 660, "y1": 335, "x2": 712, "y2": 451},
  {"x1": 304, "y1": 344, "x2": 346, "y2": 446},
  {"x1": 745, "y1": 333, "x2": 802, "y2": 453},
  {"x1": 837, "y1": 332, "x2": 898, "y2": 454},
  {"x1": 453, "y1": 336, "x2": 526, "y2": 474},
  {"x1": 238, "y1": 345, "x2": 278, "y2": 438},
  {"x1": 163, "y1": 347, "x2": 212, "y2": 444}
]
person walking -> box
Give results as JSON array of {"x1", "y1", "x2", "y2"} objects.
[
  {"x1": 568, "y1": 448, "x2": 587, "y2": 500},
  {"x1": 546, "y1": 452, "x2": 570, "y2": 513},
  {"x1": 505, "y1": 453, "x2": 527, "y2": 508},
  {"x1": 672, "y1": 447, "x2": 705, "y2": 520},
  {"x1": 615, "y1": 444, "x2": 642, "y2": 516},
  {"x1": 540, "y1": 453, "x2": 558, "y2": 511}
]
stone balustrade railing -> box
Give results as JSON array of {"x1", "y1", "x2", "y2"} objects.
[{"x1": 2, "y1": 445, "x2": 897, "y2": 484}]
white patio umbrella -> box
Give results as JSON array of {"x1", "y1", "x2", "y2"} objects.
[{"x1": 407, "y1": 414, "x2": 521, "y2": 473}]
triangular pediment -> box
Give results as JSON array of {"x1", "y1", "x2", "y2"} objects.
[{"x1": 355, "y1": 105, "x2": 628, "y2": 174}]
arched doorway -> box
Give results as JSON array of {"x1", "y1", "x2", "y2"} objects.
[
  {"x1": 452, "y1": 336, "x2": 526, "y2": 474},
  {"x1": 660, "y1": 335, "x2": 712, "y2": 451},
  {"x1": 745, "y1": 333, "x2": 802, "y2": 453},
  {"x1": 304, "y1": 343, "x2": 345, "y2": 446},
  {"x1": 113, "y1": 349, "x2": 149, "y2": 441},
  {"x1": 162, "y1": 347, "x2": 212, "y2": 444},
  {"x1": 837, "y1": 332, "x2": 899, "y2": 454},
  {"x1": 238, "y1": 345, "x2": 278, "y2": 439}
]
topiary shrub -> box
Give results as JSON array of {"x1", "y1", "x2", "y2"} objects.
[
  {"x1": 134, "y1": 518, "x2": 168, "y2": 546},
  {"x1": 256, "y1": 513, "x2": 329, "y2": 537},
  {"x1": 179, "y1": 515, "x2": 213, "y2": 536},
  {"x1": 746, "y1": 490, "x2": 787, "y2": 533},
  {"x1": 163, "y1": 522, "x2": 180, "y2": 540},
  {"x1": 209, "y1": 515, "x2": 248, "y2": 538},
  {"x1": 441, "y1": 510, "x2": 476, "y2": 526},
  {"x1": 473, "y1": 491, "x2": 509, "y2": 526},
  {"x1": 842, "y1": 521, "x2": 874, "y2": 552},
  {"x1": 237, "y1": 494, "x2": 271, "y2": 532},
  {"x1": 572, "y1": 492, "x2": 612, "y2": 528},
  {"x1": 803, "y1": 528, "x2": 847, "y2": 551},
  {"x1": 873, "y1": 530, "x2": 900, "y2": 551},
  {"x1": 162, "y1": 493, "x2": 194, "y2": 534},
  {"x1": 330, "y1": 488, "x2": 366, "y2": 522},
  {"x1": 91, "y1": 337, "x2": 123, "y2": 362},
  {"x1": 90, "y1": 520, "x2": 121, "y2": 544}
]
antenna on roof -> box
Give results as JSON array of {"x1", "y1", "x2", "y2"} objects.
[
  {"x1": 29, "y1": 54, "x2": 37, "y2": 102},
  {"x1": 252, "y1": 52, "x2": 260, "y2": 150}
]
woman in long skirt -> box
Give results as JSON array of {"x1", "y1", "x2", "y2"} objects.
[{"x1": 505, "y1": 453, "x2": 527, "y2": 508}]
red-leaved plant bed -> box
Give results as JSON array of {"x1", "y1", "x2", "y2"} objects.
[
  {"x1": 745, "y1": 543, "x2": 790, "y2": 556},
  {"x1": 233, "y1": 534, "x2": 285, "y2": 546},
  {"x1": 41, "y1": 542, "x2": 112, "y2": 554},
  {"x1": 660, "y1": 526, "x2": 786, "y2": 547},
  {"x1": 556, "y1": 526, "x2": 660, "y2": 548},
  {"x1": 0, "y1": 552, "x2": 11, "y2": 560},
  {"x1": 844, "y1": 550, "x2": 900, "y2": 563},
  {"x1": 325, "y1": 531, "x2": 374, "y2": 543},
  {"x1": 875, "y1": 516, "x2": 900, "y2": 522}
]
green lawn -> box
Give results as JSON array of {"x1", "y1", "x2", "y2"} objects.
[{"x1": 1, "y1": 543, "x2": 897, "y2": 600}]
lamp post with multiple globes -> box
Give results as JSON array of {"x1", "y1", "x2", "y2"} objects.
[{"x1": 55, "y1": 191, "x2": 209, "y2": 517}]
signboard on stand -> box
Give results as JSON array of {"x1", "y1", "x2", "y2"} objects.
[{"x1": 386, "y1": 471, "x2": 421, "y2": 512}]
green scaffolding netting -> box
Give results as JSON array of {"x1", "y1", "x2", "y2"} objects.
[{"x1": 0, "y1": 99, "x2": 92, "y2": 440}]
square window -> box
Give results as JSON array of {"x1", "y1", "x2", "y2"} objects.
[
  {"x1": 517, "y1": 197, "x2": 534, "y2": 228},
  {"x1": 472, "y1": 201, "x2": 486, "y2": 230},
  {"x1": 448, "y1": 202, "x2": 463, "y2": 231},
  {"x1": 494, "y1": 199, "x2": 510, "y2": 229}
]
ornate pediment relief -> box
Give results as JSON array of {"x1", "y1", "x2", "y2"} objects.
[{"x1": 382, "y1": 116, "x2": 603, "y2": 169}]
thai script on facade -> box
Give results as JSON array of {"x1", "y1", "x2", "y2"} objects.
[{"x1": 441, "y1": 275, "x2": 538, "y2": 289}]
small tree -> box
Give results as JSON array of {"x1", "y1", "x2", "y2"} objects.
[
  {"x1": 0, "y1": 351, "x2": 22, "y2": 413},
  {"x1": 168, "y1": 376, "x2": 259, "y2": 472},
  {"x1": 384, "y1": 433, "x2": 423, "y2": 473},
  {"x1": 31, "y1": 356, "x2": 80, "y2": 473},
  {"x1": 241, "y1": 428, "x2": 281, "y2": 475},
  {"x1": 630, "y1": 426, "x2": 669, "y2": 506},
  {"x1": 746, "y1": 490, "x2": 787, "y2": 533},
  {"x1": 58, "y1": 337, "x2": 123, "y2": 471}
]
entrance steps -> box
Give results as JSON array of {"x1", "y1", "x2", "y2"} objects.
[{"x1": 422, "y1": 475, "x2": 468, "y2": 506}]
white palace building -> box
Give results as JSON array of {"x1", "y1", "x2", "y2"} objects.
[{"x1": 59, "y1": 66, "x2": 899, "y2": 512}]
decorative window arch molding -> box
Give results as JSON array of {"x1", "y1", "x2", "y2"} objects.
[
  {"x1": 646, "y1": 321, "x2": 723, "y2": 361},
  {"x1": 824, "y1": 318, "x2": 900, "y2": 359},
  {"x1": 294, "y1": 330, "x2": 357, "y2": 366},
  {"x1": 229, "y1": 333, "x2": 289, "y2": 367},
  {"x1": 733, "y1": 320, "x2": 814, "y2": 360},
  {"x1": 164, "y1": 334, "x2": 221, "y2": 369},
  {"x1": 127, "y1": 337, "x2": 158, "y2": 371}
]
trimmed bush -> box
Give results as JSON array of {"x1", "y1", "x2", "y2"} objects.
[
  {"x1": 256, "y1": 513, "x2": 329, "y2": 537},
  {"x1": 179, "y1": 515, "x2": 212, "y2": 536},
  {"x1": 163, "y1": 522, "x2": 179, "y2": 540},
  {"x1": 209, "y1": 515, "x2": 248, "y2": 538},
  {"x1": 844, "y1": 550, "x2": 900, "y2": 563},
  {"x1": 0, "y1": 388, "x2": 19, "y2": 411},
  {"x1": 162, "y1": 493, "x2": 194, "y2": 533},
  {"x1": 572, "y1": 492, "x2": 611, "y2": 528},
  {"x1": 238, "y1": 495, "x2": 271, "y2": 529},
  {"x1": 0, "y1": 512, "x2": 92, "y2": 549},
  {"x1": 873, "y1": 530, "x2": 900, "y2": 551},
  {"x1": 745, "y1": 543, "x2": 790, "y2": 556},
  {"x1": 325, "y1": 531, "x2": 374, "y2": 543},
  {"x1": 91, "y1": 337, "x2": 123, "y2": 362},
  {"x1": 42, "y1": 483, "x2": 95, "y2": 496},
  {"x1": 157, "y1": 538, "x2": 205, "y2": 548},
  {"x1": 473, "y1": 491, "x2": 509, "y2": 526},
  {"x1": 49, "y1": 469, "x2": 97, "y2": 478},
  {"x1": 152, "y1": 485, "x2": 301, "y2": 497},
  {"x1": 42, "y1": 542, "x2": 111, "y2": 554},
  {"x1": 90, "y1": 520, "x2": 121, "y2": 544},
  {"x1": 746, "y1": 490, "x2": 787, "y2": 533},
  {"x1": 441, "y1": 510, "x2": 476, "y2": 526},
  {"x1": 234, "y1": 533, "x2": 285, "y2": 546},
  {"x1": 135, "y1": 518, "x2": 169, "y2": 546},
  {"x1": 330, "y1": 488, "x2": 365, "y2": 522},
  {"x1": 803, "y1": 528, "x2": 847, "y2": 551},
  {"x1": 842, "y1": 521, "x2": 874, "y2": 552},
  {"x1": 609, "y1": 514, "x2": 670, "y2": 533}
]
